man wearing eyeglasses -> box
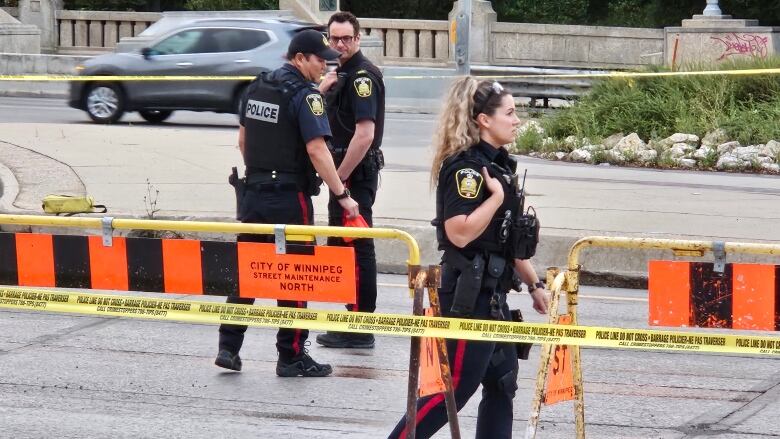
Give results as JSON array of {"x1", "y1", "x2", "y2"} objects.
[{"x1": 316, "y1": 11, "x2": 386, "y2": 349}]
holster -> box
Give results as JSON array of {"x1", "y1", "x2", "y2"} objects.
[
  {"x1": 228, "y1": 167, "x2": 246, "y2": 220},
  {"x1": 445, "y1": 251, "x2": 485, "y2": 317},
  {"x1": 510, "y1": 309, "x2": 533, "y2": 360}
]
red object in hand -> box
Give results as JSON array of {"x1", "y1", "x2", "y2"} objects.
[{"x1": 342, "y1": 214, "x2": 369, "y2": 243}]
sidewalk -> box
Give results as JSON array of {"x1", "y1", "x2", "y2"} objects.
[{"x1": 2, "y1": 121, "x2": 780, "y2": 285}]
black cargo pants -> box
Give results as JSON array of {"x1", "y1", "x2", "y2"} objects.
[
  {"x1": 388, "y1": 264, "x2": 519, "y2": 439},
  {"x1": 218, "y1": 186, "x2": 314, "y2": 361},
  {"x1": 327, "y1": 162, "x2": 379, "y2": 313}
]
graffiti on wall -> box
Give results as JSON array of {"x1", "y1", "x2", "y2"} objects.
[{"x1": 711, "y1": 33, "x2": 770, "y2": 60}]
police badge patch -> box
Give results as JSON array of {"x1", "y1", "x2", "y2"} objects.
[
  {"x1": 354, "y1": 76, "x2": 372, "y2": 98},
  {"x1": 454, "y1": 168, "x2": 483, "y2": 199},
  {"x1": 306, "y1": 93, "x2": 325, "y2": 116}
]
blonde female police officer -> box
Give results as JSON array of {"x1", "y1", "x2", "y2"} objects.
[{"x1": 388, "y1": 77, "x2": 549, "y2": 438}]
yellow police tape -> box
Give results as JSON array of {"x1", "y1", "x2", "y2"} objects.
[
  {"x1": 3, "y1": 68, "x2": 780, "y2": 82},
  {"x1": 1, "y1": 286, "x2": 778, "y2": 356}
]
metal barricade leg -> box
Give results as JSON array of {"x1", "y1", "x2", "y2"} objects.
[
  {"x1": 405, "y1": 266, "x2": 425, "y2": 439},
  {"x1": 426, "y1": 265, "x2": 461, "y2": 439},
  {"x1": 525, "y1": 268, "x2": 565, "y2": 439},
  {"x1": 568, "y1": 270, "x2": 586, "y2": 439}
]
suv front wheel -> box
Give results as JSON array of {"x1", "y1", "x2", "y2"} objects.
[{"x1": 85, "y1": 83, "x2": 125, "y2": 124}]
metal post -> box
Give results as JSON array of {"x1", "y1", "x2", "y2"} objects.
[
  {"x1": 567, "y1": 269, "x2": 586, "y2": 439},
  {"x1": 405, "y1": 266, "x2": 426, "y2": 439},
  {"x1": 426, "y1": 265, "x2": 461, "y2": 439},
  {"x1": 703, "y1": 0, "x2": 722, "y2": 16},
  {"x1": 525, "y1": 269, "x2": 564, "y2": 439},
  {"x1": 454, "y1": 0, "x2": 471, "y2": 75}
]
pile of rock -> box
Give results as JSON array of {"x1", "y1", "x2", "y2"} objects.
[{"x1": 518, "y1": 123, "x2": 780, "y2": 173}]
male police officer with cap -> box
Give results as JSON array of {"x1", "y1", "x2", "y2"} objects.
[
  {"x1": 215, "y1": 29, "x2": 359, "y2": 377},
  {"x1": 316, "y1": 12, "x2": 385, "y2": 349}
]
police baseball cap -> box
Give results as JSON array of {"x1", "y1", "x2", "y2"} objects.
[{"x1": 288, "y1": 29, "x2": 341, "y2": 60}]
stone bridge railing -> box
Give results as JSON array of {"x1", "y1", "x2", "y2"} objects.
[
  {"x1": 55, "y1": 10, "x2": 161, "y2": 51},
  {"x1": 360, "y1": 18, "x2": 450, "y2": 66}
]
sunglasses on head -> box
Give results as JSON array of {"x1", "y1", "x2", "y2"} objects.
[{"x1": 473, "y1": 81, "x2": 505, "y2": 117}]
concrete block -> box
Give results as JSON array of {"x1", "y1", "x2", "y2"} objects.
[
  {"x1": 59, "y1": 18, "x2": 72, "y2": 47},
  {"x1": 104, "y1": 22, "x2": 118, "y2": 48},
  {"x1": 385, "y1": 29, "x2": 400, "y2": 58},
  {"x1": 401, "y1": 29, "x2": 416, "y2": 58},
  {"x1": 418, "y1": 30, "x2": 433, "y2": 59},
  {"x1": 0, "y1": 24, "x2": 41, "y2": 54},
  {"x1": 88, "y1": 20, "x2": 102, "y2": 47},
  {"x1": 119, "y1": 22, "x2": 132, "y2": 39},
  {"x1": 133, "y1": 21, "x2": 147, "y2": 36},
  {"x1": 434, "y1": 30, "x2": 448, "y2": 60},
  {"x1": 74, "y1": 20, "x2": 87, "y2": 47}
]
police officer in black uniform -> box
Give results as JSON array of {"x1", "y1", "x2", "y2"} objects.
[
  {"x1": 215, "y1": 29, "x2": 359, "y2": 377},
  {"x1": 388, "y1": 78, "x2": 550, "y2": 438},
  {"x1": 316, "y1": 12, "x2": 385, "y2": 349}
]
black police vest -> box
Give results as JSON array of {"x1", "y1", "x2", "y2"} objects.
[
  {"x1": 434, "y1": 147, "x2": 522, "y2": 258},
  {"x1": 243, "y1": 71, "x2": 312, "y2": 176},
  {"x1": 327, "y1": 57, "x2": 385, "y2": 150}
]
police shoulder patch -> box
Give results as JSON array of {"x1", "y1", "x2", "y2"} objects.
[
  {"x1": 305, "y1": 93, "x2": 325, "y2": 116},
  {"x1": 353, "y1": 76, "x2": 372, "y2": 98},
  {"x1": 454, "y1": 168, "x2": 483, "y2": 199}
]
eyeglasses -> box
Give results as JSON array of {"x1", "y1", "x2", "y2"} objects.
[{"x1": 329, "y1": 35, "x2": 355, "y2": 45}]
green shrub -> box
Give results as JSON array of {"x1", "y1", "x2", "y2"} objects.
[
  {"x1": 514, "y1": 128, "x2": 543, "y2": 154},
  {"x1": 540, "y1": 57, "x2": 780, "y2": 148}
]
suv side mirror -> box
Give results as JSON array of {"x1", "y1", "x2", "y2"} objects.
[{"x1": 141, "y1": 47, "x2": 153, "y2": 60}]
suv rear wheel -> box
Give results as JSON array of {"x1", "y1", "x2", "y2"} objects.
[
  {"x1": 85, "y1": 83, "x2": 125, "y2": 124},
  {"x1": 139, "y1": 110, "x2": 173, "y2": 124}
]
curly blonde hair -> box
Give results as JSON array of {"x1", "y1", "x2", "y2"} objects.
[
  {"x1": 430, "y1": 77, "x2": 510, "y2": 188},
  {"x1": 430, "y1": 76, "x2": 481, "y2": 188}
]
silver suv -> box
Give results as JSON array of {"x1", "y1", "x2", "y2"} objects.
[{"x1": 68, "y1": 18, "x2": 322, "y2": 124}]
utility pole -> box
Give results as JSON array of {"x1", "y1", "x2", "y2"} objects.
[{"x1": 453, "y1": 0, "x2": 471, "y2": 75}]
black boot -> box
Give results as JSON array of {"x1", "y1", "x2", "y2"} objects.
[
  {"x1": 214, "y1": 349, "x2": 242, "y2": 371},
  {"x1": 276, "y1": 353, "x2": 333, "y2": 377},
  {"x1": 316, "y1": 331, "x2": 375, "y2": 348}
]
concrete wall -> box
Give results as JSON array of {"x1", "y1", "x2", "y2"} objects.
[
  {"x1": 1, "y1": 7, "x2": 18, "y2": 18},
  {"x1": 491, "y1": 22, "x2": 665, "y2": 69},
  {"x1": 0, "y1": 52, "x2": 88, "y2": 74},
  {"x1": 18, "y1": 0, "x2": 60, "y2": 52},
  {"x1": 0, "y1": 8, "x2": 41, "y2": 54},
  {"x1": 665, "y1": 18, "x2": 780, "y2": 68}
]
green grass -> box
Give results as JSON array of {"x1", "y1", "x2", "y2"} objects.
[{"x1": 524, "y1": 57, "x2": 780, "y2": 151}]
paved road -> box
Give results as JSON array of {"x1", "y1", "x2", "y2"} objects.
[
  {"x1": 3, "y1": 96, "x2": 780, "y2": 277},
  {"x1": 1, "y1": 276, "x2": 778, "y2": 438}
]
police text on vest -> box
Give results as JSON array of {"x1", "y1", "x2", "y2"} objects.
[{"x1": 245, "y1": 99, "x2": 280, "y2": 123}]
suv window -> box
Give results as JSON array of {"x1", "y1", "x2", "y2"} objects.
[
  {"x1": 151, "y1": 29, "x2": 204, "y2": 55},
  {"x1": 212, "y1": 29, "x2": 271, "y2": 52}
]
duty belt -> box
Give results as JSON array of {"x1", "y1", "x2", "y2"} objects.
[{"x1": 245, "y1": 171, "x2": 300, "y2": 191}]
